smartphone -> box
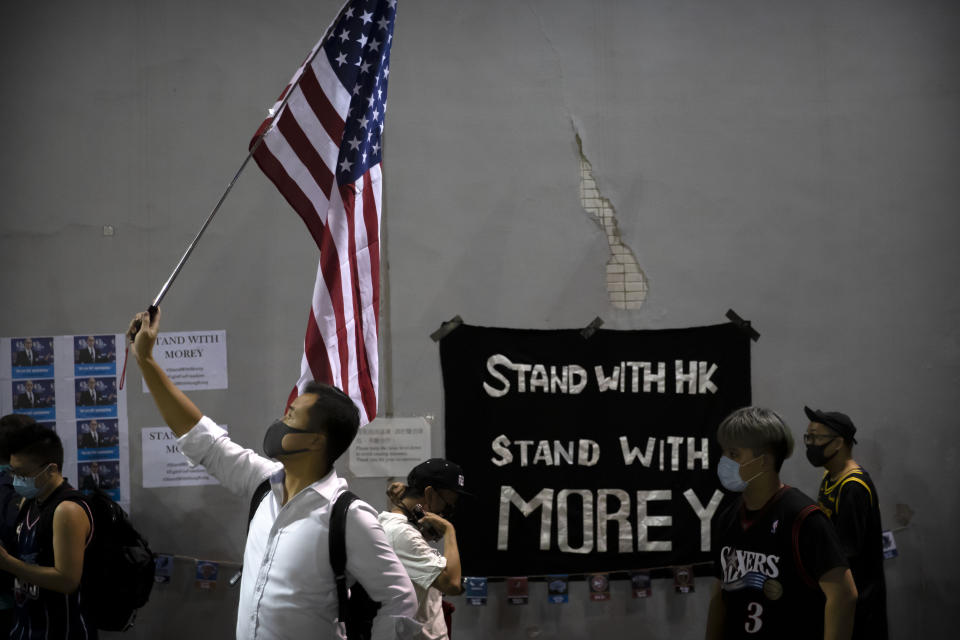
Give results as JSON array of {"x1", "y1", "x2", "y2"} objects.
[{"x1": 411, "y1": 504, "x2": 441, "y2": 539}]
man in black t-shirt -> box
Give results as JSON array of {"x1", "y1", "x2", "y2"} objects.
[
  {"x1": 804, "y1": 406, "x2": 888, "y2": 640},
  {"x1": 706, "y1": 406, "x2": 858, "y2": 640}
]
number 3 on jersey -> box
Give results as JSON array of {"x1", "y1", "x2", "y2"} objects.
[{"x1": 745, "y1": 601, "x2": 763, "y2": 633}]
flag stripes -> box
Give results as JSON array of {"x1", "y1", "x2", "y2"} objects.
[{"x1": 251, "y1": 0, "x2": 397, "y2": 425}]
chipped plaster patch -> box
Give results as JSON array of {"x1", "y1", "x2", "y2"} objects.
[{"x1": 576, "y1": 134, "x2": 648, "y2": 310}]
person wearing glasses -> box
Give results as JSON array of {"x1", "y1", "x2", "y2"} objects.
[
  {"x1": 380, "y1": 459, "x2": 469, "y2": 640},
  {"x1": 804, "y1": 406, "x2": 888, "y2": 640}
]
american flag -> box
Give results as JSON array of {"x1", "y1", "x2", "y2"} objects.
[{"x1": 250, "y1": 0, "x2": 398, "y2": 425}]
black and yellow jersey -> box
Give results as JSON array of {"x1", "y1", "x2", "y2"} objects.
[{"x1": 817, "y1": 466, "x2": 888, "y2": 640}]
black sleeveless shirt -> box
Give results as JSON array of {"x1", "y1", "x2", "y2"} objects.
[
  {"x1": 12, "y1": 481, "x2": 96, "y2": 639},
  {"x1": 714, "y1": 486, "x2": 847, "y2": 639}
]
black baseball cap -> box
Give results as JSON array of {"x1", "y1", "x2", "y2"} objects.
[
  {"x1": 407, "y1": 458, "x2": 472, "y2": 496},
  {"x1": 804, "y1": 406, "x2": 858, "y2": 444}
]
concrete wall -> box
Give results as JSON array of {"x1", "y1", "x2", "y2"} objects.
[{"x1": 1, "y1": 0, "x2": 957, "y2": 637}]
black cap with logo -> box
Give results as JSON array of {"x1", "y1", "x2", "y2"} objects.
[
  {"x1": 407, "y1": 458, "x2": 472, "y2": 496},
  {"x1": 804, "y1": 406, "x2": 858, "y2": 444}
]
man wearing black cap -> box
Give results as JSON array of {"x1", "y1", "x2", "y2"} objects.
[
  {"x1": 804, "y1": 406, "x2": 888, "y2": 640},
  {"x1": 380, "y1": 459, "x2": 468, "y2": 640}
]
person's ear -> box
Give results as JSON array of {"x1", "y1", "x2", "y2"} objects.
[{"x1": 306, "y1": 431, "x2": 326, "y2": 452}]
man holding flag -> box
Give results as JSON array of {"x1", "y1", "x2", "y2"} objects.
[{"x1": 128, "y1": 1, "x2": 420, "y2": 638}]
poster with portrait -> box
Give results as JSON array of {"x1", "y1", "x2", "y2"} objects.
[
  {"x1": 73, "y1": 334, "x2": 117, "y2": 376},
  {"x1": 0, "y1": 334, "x2": 130, "y2": 510},
  {"x1": 10, "y1": 337, "x2": 54, "y2": 378}
]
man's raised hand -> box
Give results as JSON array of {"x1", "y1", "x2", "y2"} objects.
[{"x1": 127, "y1": 307, "x2": 161, "y2": 362}]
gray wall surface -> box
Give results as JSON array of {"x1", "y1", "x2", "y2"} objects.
[{"x1": 2, "y1": 0, "x2": 958, "y2": 638}]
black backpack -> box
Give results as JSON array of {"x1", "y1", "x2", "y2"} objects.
[
  {"x1": 249, "y1": 481, "x2": 380, "y2": 639},
  {"x1": 58, "y1": 489, "x2": 156, "y2": 631}
]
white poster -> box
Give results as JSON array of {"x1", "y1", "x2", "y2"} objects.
[
  {"x1": 349, "y1": 417, "x2": 432, "y2": 477},
  {"x1": 141, "y1": 330, "x2": 228, "y2": 392},
  {"x1": 1, "y1": 333, "x2": 130, "y2": 511},
  {"x1": 141, "y1": 426, "x2": 223, "y2": 488}
]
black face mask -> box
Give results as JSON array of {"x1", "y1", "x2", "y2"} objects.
[
  {"x1": 263, "y1": 420, "x2": 316, "y2": 459},
  {"x1": 805, "y1": 442, "x2": 838, "y2": 467}
]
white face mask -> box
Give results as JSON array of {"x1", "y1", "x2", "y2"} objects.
[{"x1": 717, "y1": 455, "x2": 764, "y2": 492}]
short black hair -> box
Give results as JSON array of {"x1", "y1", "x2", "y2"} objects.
[
  {"x1": 0, "y1": 414, "x2": 38, "y2": 459},
  {"x1": 717, "y1": 406, "x2": 794, "y2": 472},
  {"x1": 6, "y1": 422, "x2": 63, "y2": 470},
  {"x1": 302, "y1": 382, "x2": 360, "y2": 465}
]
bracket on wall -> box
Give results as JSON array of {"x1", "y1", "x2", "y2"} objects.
[
  {"x1": 430, "y1": 315, "x2": 464, "y2": 342},
  {"x1": 726, "y1": 309, "x2": 760, "y2": 342},
  {"x1": 580, "y1": 316, "x2": 604, "y2": 339}
]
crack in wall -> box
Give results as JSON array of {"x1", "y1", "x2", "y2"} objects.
[{"x1": 576, "y1": 134, "x2": 648, "y2": 310}]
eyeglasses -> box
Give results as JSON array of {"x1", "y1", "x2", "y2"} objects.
[
  {"x1": 802, "y1": 433, "x2": 838, "y2": 445},
  {"x1": 434, "y1": 492, "x2": 456, "y2": 516}
]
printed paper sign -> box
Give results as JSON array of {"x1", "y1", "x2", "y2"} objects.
[
  {"x1": 142, "y1": 426, "x2": 224, "y2": 488},
  {"x1": 1, "y1": 334, "x2": 130, "y2": 509},
  {"x1": 142, "y1": 330, "x2": 227, "y2": 392},
  {"x1": 348, "y1": 417, "x2": 431, "y2": 477}
]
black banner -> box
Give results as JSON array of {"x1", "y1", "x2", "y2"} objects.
[{"x1": 441, "y1": 323, "x2": 751, "y2": 577}]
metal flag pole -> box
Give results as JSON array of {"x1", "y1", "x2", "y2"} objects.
[
  {"x1": 142, "y1": 0, "x2": 353, "y2": 317},
  {"x1": 150, "y1": 137, "x2": 264, "y2": 310}
]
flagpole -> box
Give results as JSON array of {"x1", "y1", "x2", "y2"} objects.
[
  {"x1": 145, "y1": 0, "x2": 353, "y2": 313},
  {"x1": 150, "y1": 138, "x2": 264, "y2": 309}
]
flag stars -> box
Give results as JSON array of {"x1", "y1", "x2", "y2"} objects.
[
  {"x1": 367, "y1": 95, "x2": 376, "y2": 108},
  {"x1": 335, "y1": 52, "x2": 348, "y2": 67},
  {"x1": 360, "y1": 10, "x2": 373, "y2": 24},
  {"x1": 345, "y1": 7, "x2": 355, "y2": 18},
  {"x1": 376, "y1": 16, "x2": 389, "y2": 31},
  {"x1": 339, "y1": 157, "x2": 353, "y2": 173},
  {"x1": 372, "y1": 141, "x2": 381, "y2": 154},
  {"x1": 357, "y1": 33, "x2": 368, "y2": 48},
  {"x1": 360, "y1": 60, "x2": 371, "y2": 74},
  {"x1": 353, "y1": 83, "x2": 362, "y2": 96},
  {"x1": 383, "y1": 65, "x2": 390, "y2": 78},
  {"x1": 347, "y1": 136, "x2": 361, "y2": 151},
  {"x1": 372, "y1": 108, "x2": 379, "y2": 121},
  {"x1": 357, "y1": 115, "x2": 369, "y2": 129},
  {"x1": 368, "y1": 38, "x2": 381, "y2": 52},
  {"x1": 338, "y1": 29, "x2": 350, "y2": 42}
]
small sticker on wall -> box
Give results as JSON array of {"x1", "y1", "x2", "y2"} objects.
[
  {"x1": 464, "y1": 577, "x2": 488, "y2": 605},
  {"x1": 195, "y1": 560, "x2": 219, "y2": 590},
  {"x1": 506, "y1": 576, "x2": 528, "y2": 605},
  {"x1": 589, "y1": 573, "x2": 610, "y2": 601}
]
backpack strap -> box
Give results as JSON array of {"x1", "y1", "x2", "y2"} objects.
[
  {"x1": 791, "y1": 504, "x2": 820, "y2": 589},
  {"x1": 329, "y1": 491, "x2": 359, "y2": 635},
  {"x1": 247, "y1": 478, "x2": 272, "y2": 534}
]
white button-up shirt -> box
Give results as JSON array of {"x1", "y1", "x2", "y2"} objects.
[{"x1": 178, "y1": 416, "x2": 420, "y2": 640}]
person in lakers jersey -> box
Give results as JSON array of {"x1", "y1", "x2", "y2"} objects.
[
  {"x1": 706, "y1": 406, "x2": 858, "y2": 640},
  {"x1": 804, "y1": 406, "x2": 888, "y2": 640}
]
